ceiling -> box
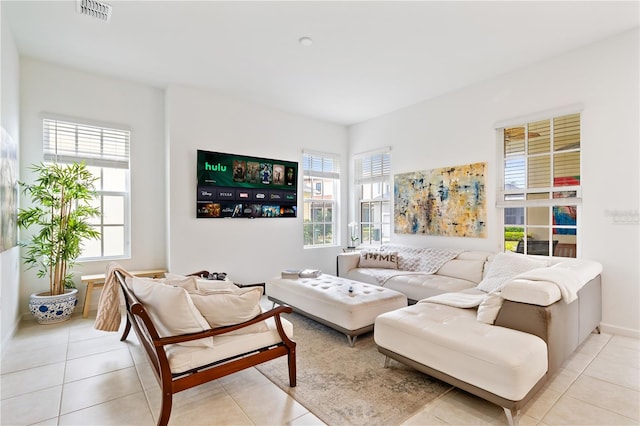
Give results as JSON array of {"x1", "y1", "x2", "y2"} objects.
[{"x1": 3, "y1": 1, "x2": 639, "y2": 125}]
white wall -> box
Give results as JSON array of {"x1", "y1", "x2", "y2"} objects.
[
  {"x1": 19, "y1": 58, "x2": 166, "y2": 315},
  {"x1": 349, "y1": 29, "x2": 640, "y2": 336},
  {"x1": 166, "y1": 85, "x2": 348, "y2": 283},
  {"x1": 1, "y1": 7, "x2": 22, "y2": 347}
]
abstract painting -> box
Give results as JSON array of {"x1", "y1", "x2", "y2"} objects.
[
  {"x1": 394, "y1": 162, "x2": 487, "y2": 237},
  {"x1": 1, "y1": 127, "x2": 18, "y2": 252}
]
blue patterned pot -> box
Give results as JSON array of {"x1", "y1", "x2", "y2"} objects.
[{"x1": 29, "y1": 289, "x2": 79, "y2": 324}]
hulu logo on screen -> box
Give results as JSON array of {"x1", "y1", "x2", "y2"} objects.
[{"x1": 204, "y1": 162, "x2": 227, "y2": 172}]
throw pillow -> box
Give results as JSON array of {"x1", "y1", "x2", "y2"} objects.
[
  {"x1": 476, "y1": 290, "x2": 504, "y2": 325},
  {"x1": 189, "y1": 286, "x2": 268, "y2": 335},
  {"x1": 165, "y1": 272, "x2": 236, "y2": 291},
  {"x1": 359, "y1": 251, "x2": 399, "y2": 269},
  {"x1": 476, "y1": 252, "x2": 548, "y2": 293},
  {"x1": 131, "y1": 277, "x2": 213, "y2": 347},
  {"x1": 194, "y1": 279, "x2": 238, "y2": 292},
  {"x1": 160, "y1": 275, "x2": 198, "y2": 292}
]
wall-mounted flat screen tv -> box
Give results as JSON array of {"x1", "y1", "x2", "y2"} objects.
[{"x1": 196, "y1": 149, "x2": 297, "y2": 218}]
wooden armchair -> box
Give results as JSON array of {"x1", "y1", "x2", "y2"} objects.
[{"x1": 115, "y1": 271, "x2": 296, "y2": 426}]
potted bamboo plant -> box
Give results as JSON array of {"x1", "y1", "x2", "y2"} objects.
[{"x1": 17, "y1": 162, "x2": 100, "y2": 324}]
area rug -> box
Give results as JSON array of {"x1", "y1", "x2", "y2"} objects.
[{"x1": 255, "y1": 312, "x2": 452, "y2": 425}]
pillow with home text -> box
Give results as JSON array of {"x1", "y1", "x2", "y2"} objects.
[{"x1": 359, "y1": 251, "x2": 399, "y2": 269}]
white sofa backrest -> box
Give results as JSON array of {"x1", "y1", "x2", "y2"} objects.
[
  {"x1": 437, "y1": 259, "x2": 484, "y2": 283},
  {"x1": 436, "y1": 251, "x2": 493, "y2": 283}
]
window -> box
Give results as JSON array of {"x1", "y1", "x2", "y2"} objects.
[
  {"x1": 355, "y1": 149, "x2": 391, "y2": 245},
  {"x1": 498, "y1": 112, "x2": 580, "y2": 258},
  {"x1": 303, "y1": 151, "x2": 340, "y2": 247},
  {"x1": 43, "y1": 117, "x2": 130, "y2": 260}
]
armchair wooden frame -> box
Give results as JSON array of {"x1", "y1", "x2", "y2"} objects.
[{"x1": 115, "y1": 271, "x2": 297, "y2": 426}]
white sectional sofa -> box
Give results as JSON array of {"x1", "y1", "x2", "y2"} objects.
[
  {"x1": 337, "y1": 244, "x2": 493, "y2": 302},
  {"x1": 337, "y1": 244, "x2": 603, "y2": 426}
]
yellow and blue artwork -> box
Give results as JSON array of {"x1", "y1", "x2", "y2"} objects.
[{"x1": 394, "y1": 162, "x2": 487, "y2": 238}]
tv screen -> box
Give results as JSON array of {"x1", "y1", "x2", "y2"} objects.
[{"x1": 196, "y1": 150, "x2": 297, "y2": 218}]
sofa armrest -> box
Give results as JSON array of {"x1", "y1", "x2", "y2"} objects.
[
  {"x1": 337, "y1": 252, "x2": 360, "y2": 277},
  {"x1": 494, "y1": 276, "x2": 601, "y2": 375},
  {"x1": 494, "y1": 299, "x2": 575, "y2": 375}
]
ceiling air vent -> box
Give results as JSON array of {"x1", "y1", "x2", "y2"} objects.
[{"x1": 77, "y1": 0, "x2": 112, "y2": 23}]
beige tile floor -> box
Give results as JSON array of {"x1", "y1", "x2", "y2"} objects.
[{"x1": 1, "y1": 306, "x2": 638, "y2": 426}]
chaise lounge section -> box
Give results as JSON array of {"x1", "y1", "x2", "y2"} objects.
[{"x1": 373, "y1": 253, "x2": 603, "y2": 426}]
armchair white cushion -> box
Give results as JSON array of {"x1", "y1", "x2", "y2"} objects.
[
  {"x1": 190, "y1": 287, "x2": 268, "y2": 335},
  {"x1": 131, "y1": 277, "x2": 213, "y2": 347}
]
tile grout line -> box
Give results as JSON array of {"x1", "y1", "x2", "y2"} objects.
[
  {"x1": 57, "y1": 324, "x2": 72, "y2": 422},
  {"x1": 131, "y1": 344, "x2": 159, "y2": 425},
  {"x1": 537, "y1": 332, "x2": 613, "y2": 424},
  {"x1": 221, "y1": 372, "x2": 268, "y2": 426}
]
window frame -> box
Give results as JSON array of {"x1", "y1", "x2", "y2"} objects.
[
  {"x1": 302, "y1": 150, "x2": 340, "y2": 248},
  {"x1": 496, "y1": 107, "x2": 582, "y2": 258},
  {"x1": 354, "y1": 148, "x2": 391, "y2": 246},
  {"x1": 42, "y1": 115, "x2": 131, "y2": 261}
]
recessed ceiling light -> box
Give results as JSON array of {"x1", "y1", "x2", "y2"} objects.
[{"x1": 298, "y1": 37, "x2": 313, "y2": 47}]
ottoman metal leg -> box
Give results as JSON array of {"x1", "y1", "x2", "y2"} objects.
[{"x1": 346, "y1": 335, "x2": 358, "y2": 347}]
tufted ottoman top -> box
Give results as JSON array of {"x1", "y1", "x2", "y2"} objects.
[
  {"x1": 279, "y1": 274, "x2": 399, "y2": 303},
  {"x1": 266, "y1": 274, "x2": 407, "y2": 337}
]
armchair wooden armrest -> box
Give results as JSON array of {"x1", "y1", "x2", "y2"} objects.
[{"x1": 151, "y1": 305, "x2": 294, "y2": 346}]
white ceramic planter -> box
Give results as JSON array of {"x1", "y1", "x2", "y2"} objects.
[{"x1": 29, "y1": 288, "x2": 79, "y2": 324}]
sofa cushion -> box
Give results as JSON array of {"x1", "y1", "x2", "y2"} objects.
[
  {"x1": 131, "y1": 277, "x2": 213, "y2": 348},
  {"x1": 359, "y1": 250, "x2": 399, "y2": 269},
  {"x1": 501, "y1": 279, "x2": 561, "y2": 306},
  {"x1": 477, "y1": 252, "x2": 547, "y2": 293},
  {"x1": 436, "y1": 258, "x2": 485, "y2": 283},
  {"x1": 422, "y1": 288, "x2": 485, "y2": 308},
  {"x1": 499, "y1": 259, "x2": 603, "y2": 306},
  {"x1": 385, "y1": 274, "x2": 478, "y2": 301}
]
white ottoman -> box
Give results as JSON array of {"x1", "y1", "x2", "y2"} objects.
[{"x1": 266, "y1": 274, "x2": 407, "y2": 346}]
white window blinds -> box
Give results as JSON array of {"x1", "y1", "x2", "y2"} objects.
[
  {"x1": 302, "y1": 151, "x2": 340, "y2": 179},
  {"x1": 499, "y1": 112, "x2": 581, "y2": 207},
  {"x1": 43, "y1": 118, "x2": 130, "y2": 169},
  {"x1": 355, "y1": 150, "x2": 390, "y2": 184}
]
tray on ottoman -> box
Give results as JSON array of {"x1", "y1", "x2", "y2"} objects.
[{"x1": 266, "y1": 274, "x2": 407, "y2": 346}]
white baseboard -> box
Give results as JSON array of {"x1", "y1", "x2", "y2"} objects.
[{"x1": 600, "y1": 322, "x2": 640, "y2": 339}]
